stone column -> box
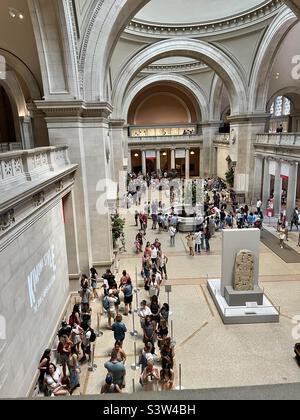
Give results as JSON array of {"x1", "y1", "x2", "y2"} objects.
[
  {"x1": 156, "y1": 150, "x2": 161, "y2": 172},
  {"x1": 253, "y1": 155, "x2": 263, "y2": 205},
  {"x1": 274, "y1": 159, "x2": 282, "y2": 216},
  {"x1": 199, "y1": 147, "x2": 202, "y2": 177},
  {"x1": 171, "y1": 149, "x2": 175, "y2": 170},
  {"x1": 63, "y1": 191, "x2": 80, "y2": 278},
  {"x1": 228, "y1": 114, "x2": 268, "y2": 203},
  {"x1": 287, "y1": 162, "x2": 298, "y2": 222},
  {"x1": 109, "y1": 119, "x2": 126, "y2": 181},
  {"x1": 201, "y1": 122, "x2": 220, "y2": 178},
  {"x1": 262, "y1": 157, "x2": 270, "y2": 209},
  {"x1": 127, "y1": 151, "x2": 132, "y2": 174},
  {"x1": 20, "y1": 116, "x2": 34, "y2": 149},
  {"x1": 34, "y1": 100, "x2": 114, "y2": 273},
  {"x1": 142, "y1": 151, "x2": 146, "y2": 175},
  {"x1": 185, "y1": 149, "x2": 190, "y2": 180}
]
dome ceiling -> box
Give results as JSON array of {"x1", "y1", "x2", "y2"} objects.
[{"x1": 135, "y1": 0, "x2": 270, "y2": 25}]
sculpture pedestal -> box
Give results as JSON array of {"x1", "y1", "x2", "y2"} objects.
[
  {"x1": 208, "y1": 279, "x2": 279, "y2": 325},
  {"x1": 224, "y1": 285, "x2": 264, "y2": 306}
]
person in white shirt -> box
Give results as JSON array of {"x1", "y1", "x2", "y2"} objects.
[
  {"x1": 137, "y1": 300, "x2": 152, "y2": 329},
  {"x1": 169, "y1": 226, "x2": 177, "y2": 246},
  {"x1": 256, "y1": 199, "x2": 262, "y2": 214},
  {"x1": 107, "y1": 290, "x2": 118, "y2": 328},
  {"x1": 194, "y1": 231, "x2": 203, "y2": 254}
]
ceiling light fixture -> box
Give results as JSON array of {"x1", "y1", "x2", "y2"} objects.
[
  {"x1": 9, "y1": 8, "x2": 24, "y2": 20},
  {"x1": 134, "y1": 153, "x2": 139, "y2": 157},
  {"x1": 162, "y1": 152, "x2": 167, "y2": 156},
  {"x1": 190, "y1": 151, "x2": 195, "y2": 155}
]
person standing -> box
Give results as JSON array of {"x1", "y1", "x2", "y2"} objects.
[
  {"x1": 112, "y1": 315, "x2": 127, "y2": 347},
  {"x1": 194, "y1": 231, "x2": 202, "y2": 254},
  {"x1": 158, "y1": 251, "x2": 168, "y2": 280},
  {"x1": 186, "y1": 233, "x2": 195, "y2": 256},
  {"x1": 256, "y1": 198, "x2": 262, "y2": 215},
  {"x1": 291, "y1": 208, "x2": 299, "y2": 231},
  {"x1": 121, "y1": 279, "x2": 133, "y2": 315},
  {"x1": 279, "y1": 225, "x2": 285, "y2": 249},
  {"x1": 104, "y1": 351, "x2": 126, "y2": 389},
  {"x1": 169, "y1": 225, "x2": 177, "y2": 247},
  {"x1": 204, "y1": 227, "x2": 211, "y2": 252}
]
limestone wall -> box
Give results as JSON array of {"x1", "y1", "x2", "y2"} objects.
[{"x1": 0, "y1": 202, "x2": 69, "y2": 398}]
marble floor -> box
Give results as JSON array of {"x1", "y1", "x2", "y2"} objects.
[{"x1": 77, "y1": 197, "x2": 300, "y2": 396}]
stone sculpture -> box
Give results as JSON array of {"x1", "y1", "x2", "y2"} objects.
[{"x1": 234, "y1": 250, "x2": 254, "y2": 291}]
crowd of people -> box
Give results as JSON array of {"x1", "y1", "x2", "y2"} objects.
[{"x1": 38, "y1": 260, "x2": 175, "y2": 396}]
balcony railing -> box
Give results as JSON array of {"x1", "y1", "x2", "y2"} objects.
[
  {"x1": 256, "y1": 133, "x2": 300, "y2": 147},
  {"x1": 214, "y1": 134, "x2": 230, "y2": 144},
  {"x1": 128, "y1": 134, "x2": 203, "y2": 145},
  {"x1": 0, "y1": 145, "x2": 70, "y2": 185}
]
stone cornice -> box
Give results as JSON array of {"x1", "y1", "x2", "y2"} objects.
[
  {"x1": 228, "y1": 113, "x2": 270, "y2": 124},
  {"x1": 126, "y1": 0, "x2": 283, "y2": 39},
  {"x1": 142, "y1": 61, "x2": 208, "y2": 74},
  {"x1": 33, "y1": 100, "x2": 113, "y2": 119}
]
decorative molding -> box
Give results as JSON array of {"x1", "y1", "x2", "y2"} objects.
[
  {"x1": 0, "y1": 209, "x2": 15, "y2": 231},
  {"x1": 32, "y1": 191, "x2": 45, "y2": 208},
  {"x1": 55, "y1": 180, "x2": 64, "y2": 193},
  {"x1": 79, "y1": 0, "x2": 105, "y2": 94},
  {"x1": 126, "y1": 0, "x2": 283, "y2": 38},
  {"x1": 142, "y1": 61, "x2": 208, "y2": 74}
]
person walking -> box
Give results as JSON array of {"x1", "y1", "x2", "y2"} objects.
[
  {"x1": 186, "y1": 233, "x2": 195, "y2": 256},
  {"x1": 204, "y1": 227, "x2": 211, "y2": 252}
]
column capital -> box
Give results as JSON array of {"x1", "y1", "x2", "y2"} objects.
[{"x1": 109, "y1": 119, "x2": 126, "y2": 128}]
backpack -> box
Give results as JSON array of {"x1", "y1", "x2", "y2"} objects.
[
  {"x1": 103, "y1": 296, "x2": 110, "y2": 311},
  {"x1": 68, "y1": 314, "x2": 75, "y2": 327},
  {"x1": 89, "y1": 328, "x2": 96, "y2": 343}
]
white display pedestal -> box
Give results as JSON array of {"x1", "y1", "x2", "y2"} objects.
[{"x1": 208, "y1": 279, "x2": 280, "y2": 324}]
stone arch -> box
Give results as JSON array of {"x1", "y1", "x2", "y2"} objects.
[
  {"x1": 119, "y1": 73, "x2": 209, "y2": 123},
  {"x1": 248, "y1": 8, "x2": 297, "y2": 113},
  {"x1": 81, "y1": 0, "x2": 149, "y2": 101},
  {"x1": 112, "y1": 38, "x2": 247, "y2": 116},
  {"x1": 0, "y1": 48, "x2": 41, "y2": 100},
  {"x1": 267, "y1": 86, "x2": 300, "y2": 111},
  {"x1": 81, "y1": 0, "x2": 297, "y2": 103},
  {"x1": 209, "y1": 74, "x2": 227, "y2": 121}
]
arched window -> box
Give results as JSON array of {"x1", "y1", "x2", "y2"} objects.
[{"x1": 270, "y1": 96, "x2": 291, "y2": 117}]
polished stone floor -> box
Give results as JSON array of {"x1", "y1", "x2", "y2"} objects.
[{"x1": 77, "y1": 196, "x2": 300, "y2": 396}]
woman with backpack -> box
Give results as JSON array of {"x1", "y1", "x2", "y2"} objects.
[{"x1": 68, "y1": 304, "x2": 81, "y2": 328}]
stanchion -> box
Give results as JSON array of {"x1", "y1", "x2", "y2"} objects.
[
  {"x1": 165, "y1": 285, "x2": 173, "y2": 316},
  {"x1": 175, "y1": 364, "x2": 184, "y2": 390},
  {"x1": 88, "y1": 343, "x2": 97, "y2": 372},
  {"x1": 131, "y1": 341, "x2": 140, "y2": 370},
  {"x1": 96, "y1": 312, "x2": 103, "y2": 337},
  {"x1": 135, "y1": 266, "x2": 140, "y2": 292},
  {"x1": 171, "y1": 320, "x2": 176, "y2": 346},
  {"x1": 130, "y1": 311, "x2": 138, "y2": 337},
  {"x1": 132, "y1": 378, "x2": 136, "y2": 393},
  {"x1": 134, "y1": 289, "x2": 139, "y2": 313}
]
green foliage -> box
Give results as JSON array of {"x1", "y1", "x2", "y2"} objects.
[
  {"x1": 111, "y1": 213, "x2": 125, "y2": 246},
  {"x1": 225, "y1": 167, "x2": 235, "y2": 188}
]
